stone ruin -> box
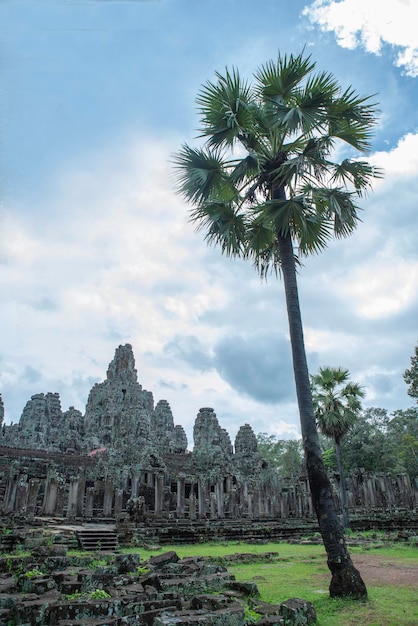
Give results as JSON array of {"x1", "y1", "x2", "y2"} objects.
[
  {"x1": 0, "y1": 546, "x2": 317, "y2": 625},
  {"x1": 0, "y1": 532, "x2": 412, "y2": 626},
  {"x1": 0, "y1": 344, "x2": 417, "y2": 536}
]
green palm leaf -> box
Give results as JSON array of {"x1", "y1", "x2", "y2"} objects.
[
  {"x1": 173, "y1": 145, "x2": 229, "y2": 204},
  {"x1": 197, "y1": 68, "x2": 256, "y2": 148},
  {"x1": 191, "y1": 200, "x2": 246, "y2": 257}
]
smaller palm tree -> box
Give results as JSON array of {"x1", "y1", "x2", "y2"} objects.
[{"x1": 311, "y1": 366, "x2": 365, "y2": 529}]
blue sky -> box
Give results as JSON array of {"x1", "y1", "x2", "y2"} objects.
[{"x1": 1, "y1": 0, "x2": 417, "y2": 447}]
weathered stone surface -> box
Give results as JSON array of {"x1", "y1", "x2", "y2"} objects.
[
  {"x1": 114, "y1": 552, "x2": 142, "y2": 574},
  {"x1": 0, "y1": 551, "x2": 275, "y2": 626},
  {"x1": 256, "y1": 617, "x2": 285, "y2": 625},
  {"x1": 148, "y1": 551, "x2": 179, "y2": 568},
  {"x1": 153, "y1": 604, "x2": 246, "y2": 625},
  {"x1": 279, "y1": 597, "x2": 317, "y2": 625}
]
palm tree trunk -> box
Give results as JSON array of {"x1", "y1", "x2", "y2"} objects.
[
  {"x1": 277, "y1": 231, "x2": 367, "y2": 598},
  {"x1": 335, "y1": 439, "x2": 350, "y2": 530}
]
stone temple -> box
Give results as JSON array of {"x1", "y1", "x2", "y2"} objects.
[
  {"x1": 0, "y1": 344, "x2": 416, "y2": 533},
  {"x1": 0, "y1": 345, "x2": 283, "y2": 521}
]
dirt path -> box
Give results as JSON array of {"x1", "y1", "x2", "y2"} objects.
[{"x1": 352, "y1": 553, "x2": 418, "y2": 586}]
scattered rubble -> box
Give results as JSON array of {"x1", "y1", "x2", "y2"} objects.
[{"x1": 0, "y1": 546, "x2": 316, "y2": 625}]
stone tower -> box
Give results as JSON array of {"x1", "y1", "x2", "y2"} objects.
[{"x1": 83, "y1": 344, "x2": 154, "y2": 450}]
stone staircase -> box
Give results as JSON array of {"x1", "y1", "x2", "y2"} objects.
[{"x1": 75, "y1": 526, "x2": 119, "y2": 551}]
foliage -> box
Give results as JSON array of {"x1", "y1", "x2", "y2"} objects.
[
  {"x1": 311, "y1": 367, "x2": 364, "y2": 444},
  {"x1": 403, "y1": 343, "x2": 418, "y2": 401},
  {"x1": 322, "y1": 447, "x2": 337, "y2": 469},
  {"x1": 257, "y1": 433, "x2": 303, "y2": 476},
  {"x1": 89, "y1": 589, "x2": 111, "y2": 599},
  {"x1": 387, "y1": 407, "x2": 418, "y2": 478},
  {"x1": 342, "y1": 406, "x2": 418, "y2": 479},
  {"x1": 64, "y1": 591, "x2": 82, "y2": 600},
  {"x1": 173, "y1": 50, "x2": 381, "y2": 276},
  {"x1": 245, "y1": 607, "x2": 261, "y2": 623},
  {"x1": 24, "y1": 568, "x2": 43, "y2": 579},
  {"x1": 88, "y1": 558, "x2": 108, "y2": 570}
]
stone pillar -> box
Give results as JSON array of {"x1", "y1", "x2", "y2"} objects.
[
  {"x1": 114, "y1": 488, "x2": 123, "y2": 521},
  {"x1": 67, "y1": 478, "x2": 79, "y2": 519},
  {"x1": 154, "y1": 473, "x2": 164, "y2": 514},
  {"x1": 257, "y1": 492, "x2": 264, "y2": 518},
  {"x1": 247, "y1": 493, "x2": 253, "y2": 518},
  {"x1": 215, "y1": 481, "x2": 224, "y2": 518},
  {"x1": 85, "y1": 487, "x2": 95, "y2": 517},
  {"x1": 229, "y1": 486, "x2": 238, "y2": 517},
  {"x1": 176, "y1": 474, "x2": 185, "y2": 517},
  {"x1": 131, "y1": 475, "x2": 139, "y2": 499},
  {"x1": 76, "y1": 470, "x2": 86, "y2": 517},
  {"x1": 44, "y1": 478, "x2": 58, "y2": 515},
  {"x1": 16, "y1": 479, "x2": 29, "y2": 514},
  {"x1": 103, "y1": 478, "x2": 114, "y2": 516},
  {"x1": 242, "y1": 482, "x2": 249, "y2": 517},
  {"x1": 55, "y1": 485, "x2": 66, "y2": 517},
  {"x1": 27, "y1": 479, "x2": 40, "y2": 516},
  {"x1": 198, "y1": 477, "x2": 207, "y2": 518},
  {"x1": 189, "y1": 492, "x2": 197, "y2": 520},
  {"x1": 210, "y1": 492, "x2": 217, "y2": 519},
  {"x1": 3, "y1": 475, "x2": 18, "y2": 514}
]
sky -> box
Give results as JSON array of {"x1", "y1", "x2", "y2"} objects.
[{"x1": 0, "y1": 0, "x2": 417, "y2": 448}]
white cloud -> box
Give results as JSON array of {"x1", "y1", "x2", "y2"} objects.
[
  {"x1": 370, "y1": 132, "x2": 418, "y2": 179},
  {"x1": 304, "y1": 0, "x2": 418, "y2": 76},
  {"x1": 340, "y1": 258, "x2": 418, "y2": 319}
]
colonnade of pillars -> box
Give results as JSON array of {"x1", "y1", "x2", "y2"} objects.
[
  {"x1": 1, "y1": 468, "x2": 286, "y2": 520},
  {"x1": 4, "y1": 465, "x2": 414, "y2": 521}
]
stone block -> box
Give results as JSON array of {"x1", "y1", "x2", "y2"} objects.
[
  {"x1": 279, "y1": 597, "x2": 317, "y2": 625},
  {"x1": 148, "y1": 551, "x2": 179, "y2": 568}
]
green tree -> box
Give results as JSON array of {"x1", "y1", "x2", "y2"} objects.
[
  {"x1": 404, "y1": 343, "x2": 418, "y2": 402},
  {"x1": 257, "y1": 433, "x2": 303, "y2": 477},
  {"x1": 174, "y1": 50, "x2": 381, "y2": 597},
  {"x1": 387, "y1": 408, "x2": 418, "y2": 479},
  {"x1": 342, "y1": 407, "x2": 418, "y2": 479},
  {"x1": 341, "y1": 407, "x2": 396, "y2": 474},
  {"x1": 311, "y1": 366, "x2": 365, "y2": 529}
]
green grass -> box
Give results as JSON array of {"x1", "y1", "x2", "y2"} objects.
[{"x1": 125, "y1": 539, "x2": 417, "y2": 626}]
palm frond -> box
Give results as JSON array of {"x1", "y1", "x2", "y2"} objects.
[
  {"x1": 249, "y1": 240, "x2": 282, "y2": 279},
  {"x1": 310, "y1": 187, "x2": 361, "y2": 238},
  {"x1": 311, "y1": 366, "x2": 363, "y2": 441},
  {"x1": 328, "y1": 90, "x2": 379, "y2": 153},
  {"x1": 297, "y1": 213, "x2": 333, "y2": 256},
  {"x1": 245, "y1": 211, "x2": 283, "y2": 278},
  {"x1": 245, "y1": 212, "x2": 275, "y2": 254},
  {"x1": 229, "y1": 151, "x2": 260, "y2": 186},
  {"x1": 329, "y1": 119, "x2": 376, "y2": 153},
  {"x1": 173, "y1": 145, "x2": 230, "y2": 204},
  {"x1": 196, "y1": 68, "x2": 256, "y2": 148},
  {"x1": 255, "y1": 51, "x2": 315, "y2": 102},
  {"x1": 330, "y1": 159, "x2": 384, "y2": 195},
  {"x1": 190, "y1": 200, "x2": 247, "y2": 257}
]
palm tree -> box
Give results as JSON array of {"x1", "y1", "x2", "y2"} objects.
[
  {"x1": 311, "y1": 366, "x2": 365, "y2": 529},
  {"x1": 173, "y1": 51, "x2": 381, "y2": 597}
]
